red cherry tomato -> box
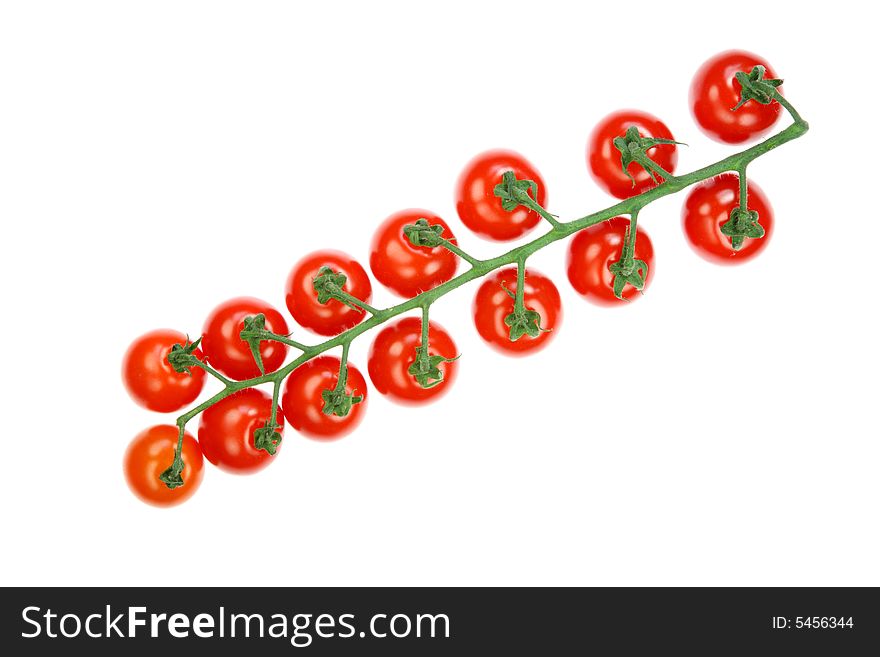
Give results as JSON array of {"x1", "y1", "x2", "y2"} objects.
[
  {"x1": 122, "y1": 329, "x2": 206, "y2": 412},
  {"x1": 566, "y1": 216, "x2": 655, "y2": 306},
  {"x1": 472, "y1": 267, "x2": 562, "y2": 356},
  {"x1": 682, "y1": 173, "x2": 773, "y2": 264},
  {"x1": 124, "y1": 425, "x2": 204, "y2": 507},
  {"x1": 690, "y1": 50, "x2": 782, "y2": 144},
  {"x1": 281, "y1": 355, "x2": 368, "y2": 440},
  {"x1": 587, "y1": 110, "x2": 678, "y2": 199},
  {"x1": 285, "y1": 250, "x2": 373, "y2": 336},
  {"x1": 455, "y1": 149, "x2": 547, "y2": 241},
  {"x1": 202, "y1": 297, "x2": 289, "y2": 381},
  {"x1": 367, "y1": 317, "x2": 458, "y2": 405},
  {"x1": 198, "y1": 388, "x2": 284, "y2": 474},
  {"x1": 369, "y1": 209, "x2": 459, "y2": 298}
]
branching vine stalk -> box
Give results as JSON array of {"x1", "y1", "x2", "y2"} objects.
[{"x1": 162, "y1": 87, "x2": 808, "y2": 487}]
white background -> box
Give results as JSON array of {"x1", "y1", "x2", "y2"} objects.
[{"x1": 1, "y1": 1, "x2": 877, "y2": 586}]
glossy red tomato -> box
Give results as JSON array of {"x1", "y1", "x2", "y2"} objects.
[
  {"x1": 122, "y1": 329, "x2": 206, "y2": 412},
  {"x1": 682, "y1": 174, "x2": 773, "y2": 264},
  {"x1": 285, "y1": 250, "x2": 373, "y2": 336},
  {"x1": 587, "y1": 110, "x2": 678, "y2": 199},
  {"x1": 202, "y1": 297, "x2": 289, "y2": 381},
  {"x1": 281, "y1": 355, "x2": 368, "y2": 440},
  {"x1": 367, "y1": 317, "x2": 458, "y2": 405},
  {"x1": 124, "y1": 425, "x2": 204, "y2": 507},
  {"x1": 198, "y1": 388, "x2": 284, "y2": 474},
  {"x1": 472, "y1": 267, "x2": 561, "y2": 356},
  {"x1": 690, "y1": 50, "x2": 782, "y2": 144},
  {"x1": 566, "y1": 216, "x2": 655, "y2": 306},
  {"x1": 455, "y1": 149, "x2": 547, "y2": 241},
  {"x1": 369, "y1": 209, "x2": 459, "y2": 298}
]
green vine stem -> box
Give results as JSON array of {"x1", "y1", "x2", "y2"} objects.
[
  {"x1": 260, "y1": 331, "x2": 309, "y2": 352},
  {"x1": 269, "y1": 377, "x2": 281, "y2": 428},
  {"x1": 335, "y1": 291, "x2": 380, "y2": 317},
  {"x1": 420, "y1": 303, "x2": 431, "y2": 351},
  {"x1": 737, "y1": 163, "x2": 749, "y2": 212},
  {"x1": 513, "y1": 257, "x2": 527, "y2": 313},
  {"x1": 438, "y1": 238, "x2": 481, "y2": 268},
  {"x1": 624, "y1": 211, "x2": 638, "y2": 260},
  {"x1": 520, "y1": 195, "x2": 563, "y2": 230},
  {"x1": 334, "y1": 341, "x2": 352, "y2": 394},
  {"x1": 635, "y1": 150, "x2": 675, "y2": 183},
  {"x1": 165, "y1": 89, "x2": 808, "y2": 485},
  {"x1": 607, "y1": 208, "x2": 649, "y2": 299},
  {"x1": 406, "y1": 302, "x2": 457, "y2": 389},
  {"x1": 193, "y1": 360, "x2": 234, "y2": 387},
  {"x1": 158, "y1": 425, "x2": 188, "y2": 489}
]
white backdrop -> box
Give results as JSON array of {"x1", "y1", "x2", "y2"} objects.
[{"x1": 1, "y1": 0, "x2": 876, "y2": 586}]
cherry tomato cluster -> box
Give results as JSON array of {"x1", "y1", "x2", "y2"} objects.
[{"x1": 122, "y1": 50, "x2": 790, "y2": 507}]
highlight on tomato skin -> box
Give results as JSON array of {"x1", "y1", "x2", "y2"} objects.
[
  {"x1": 281, "y1": 356, "x2": 368, "y2": 440},
  {"x1": 198, "y1": 388, "x2": 284, "y2": 474},
  {"x1": 367, "y1": 317, "x2": 459, "y2": 406},
  {"x1": 587, "y1": 110, "x2": 678, "y2": 199},
  {"x1": 122, "y1": 329, "x2": 206, "y2": 413},
  {"x1": 690, "y1": 50, "x2": 782, "y2": 144},
  {"x1": 681, "y1": 173, "x2": 774, "y2": 265},
  {"x1": 455, "y1": 149, "x2": 547, "y2": 242},
  {"x1": 201, "y1": 297, "x2": 290, "y2": 381},
  {"x1": 124, "y1": 425, "x2": 204, "y2": 508},
  {"x1": 472, "y1": 267, "x2": 562, "y2": 357},
  {"x1": 369, "y1": 209, "x2": 458, "y2": 298},
  {"x1": 566, "y1": 217, "x2": 655, "y2": 306},
  {"x1": 285, "y1": 250, "x2": 373, "y2": 336}
]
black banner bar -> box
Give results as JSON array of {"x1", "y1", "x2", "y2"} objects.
[{"x1": 2, "y1": 587, "x2": 877, "y2": 654}]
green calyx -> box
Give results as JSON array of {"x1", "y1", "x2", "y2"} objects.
[
  {"x1": 407, "y1": 346, "x2": 459, "y2": 389},
  {"x1": 608, "y1": 258, "x2": 649, "y2": 299},
  {"x1": 733, "y1": 66, "x2": 783, "y2": 110},
  {"x1": 321, "y1": 386, "x2": 363, "y2": 417},
  {"x1": 240, "y1": 315, "x2": 308, "y2": 358},
  {"x1": 312, "y1": 265, "x2": 375, "y2": 315},
  {"x1": 613, "y1": 126, "x2": 682, "y2": 185},
  {"x1": 166, "y1": 337, "x2": 203, "y2": 375},
  {"x1": 501, "y1": 282, "x2": 548, "y2": 340},
  {"x1": 239, "y1": 314, "x2": 268, "y2": 374},
  {"x1": 253, "y1": 420, "x2": 282, "y2": 455},
  {"x1": 403, "y1": 218, "x2": 445, "y2": 248},
  {"x1": 493, "y1": 170, "x2": 539, "y2": 212},
  {"x1": 505, "y1": 307, "x2": 546, "y2": 340},
  {"x1": 159, "y1": 458, "x2": 185, "y2": 490},
  {"x1": 721, "y1": 207, "x2": 765, "y2": 250},
  {"x1": 313, "y1": 266, "x2": 349, "y2": 305}
]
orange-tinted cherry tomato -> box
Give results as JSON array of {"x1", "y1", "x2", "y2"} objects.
[{"x1": 124, "y1": 425, "x2": 204, "y2": 507}]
